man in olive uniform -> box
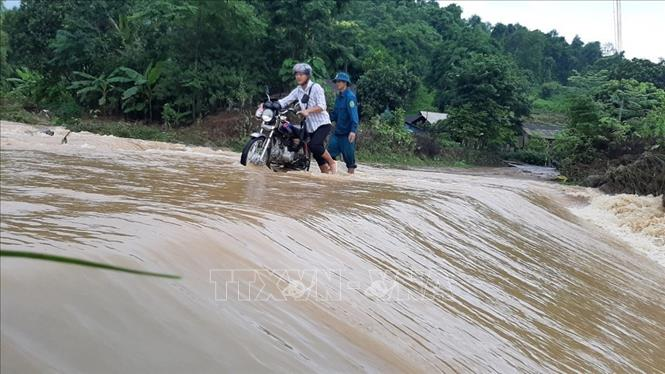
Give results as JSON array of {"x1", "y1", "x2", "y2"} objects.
[{"x1": 329, "y1": 72, "x2": 359, "y2": 174}]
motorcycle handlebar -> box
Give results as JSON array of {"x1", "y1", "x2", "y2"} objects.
[{"x1": 264, "y1": 101, "x2": 281, "y2": 111}]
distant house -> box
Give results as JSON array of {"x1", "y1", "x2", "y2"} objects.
[
  {"x1": 405, "y1": 111, "x2": 448, "y2": 133},
  {"x1": 519, "y1": 122, "x2": 563, "y2": 147}
]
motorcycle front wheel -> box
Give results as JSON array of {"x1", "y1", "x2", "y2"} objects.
[{"x1": 240, "y1": 137, "x2": 267, "y2": 166}]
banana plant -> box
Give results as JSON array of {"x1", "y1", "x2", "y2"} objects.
[
  {"x1": 162, "y1": 103, "x2": 191, "y2": 129},
  {"x1": 113, "y1": 62, "x2": 164, "y2": 121},
  {"x1": 109, "y1": 15, "x2": 134, "y2": 49},
  {"x1": 68, "y1": 71, "x2": 125, "y2": 114},
  {"x1": 6, "y1": 67, "x2": 43, "y2": 107}
]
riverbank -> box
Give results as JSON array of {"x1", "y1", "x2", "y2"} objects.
[
  {"x1": 0, "y1": 108, "x2": 497, "y2": 167},
  {"x1": 0, "y1": 105, "x2": 250, "y2": 151}
]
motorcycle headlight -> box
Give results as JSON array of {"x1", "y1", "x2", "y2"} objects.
[{"x1": 261, "y1": 109, "x2": 274, "y2": 122}]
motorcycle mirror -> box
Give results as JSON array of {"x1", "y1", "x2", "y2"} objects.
[{"x1": 265, "y1": 86, "x2": 270, "y2": 101}]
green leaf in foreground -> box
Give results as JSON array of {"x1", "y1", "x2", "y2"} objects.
[{"x1": 1, "y1": 250, "x2": 180, "y2": 279}]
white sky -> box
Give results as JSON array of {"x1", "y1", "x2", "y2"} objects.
[
  {"x1": 3, "y1": 0, "x2": 19, "y2": 9},
  {"x1": 438, "y1": 1, "x2": 665, "y2": 62}
]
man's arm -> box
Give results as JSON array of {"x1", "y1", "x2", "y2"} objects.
[
  {"x1": 348, "y1": 95, "x2": 359, "y2": 142},
  {"x1": 278, "y1": 87, "x2": 299, "y2": 109}
]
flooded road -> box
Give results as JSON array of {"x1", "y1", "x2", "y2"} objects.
[{"x1": 1, "y1": 121, "x2": 664, "y2": 373}]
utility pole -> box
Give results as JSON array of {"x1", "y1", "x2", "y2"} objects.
[{"x1": 613, "y1": 0, "x2": 623, "y2": 53}]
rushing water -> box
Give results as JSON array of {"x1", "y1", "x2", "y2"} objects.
[{"x1": 1, "y1": 121, "x2": 664, "y2": 373}]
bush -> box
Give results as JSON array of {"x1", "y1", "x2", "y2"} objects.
[
  {"x1": 445, "y1": 104, "x2": 516, "y2": 149},
  {"x1": 503, "y1": 136, "x2": 552, "y2": 166},
  {"x1": 0, "y1": 94, "x2": 48, "y2": 124},
  {"x1": 532, "y1": 97, "x2": 569, "y2": 113},
  {"x1": 357, "y1": 108, "x2": 414, "y2": 155},
  {"x1": 540, "y1": 81, "x2": 562, "y2": 99},
  {"x1": 504, "y1": 149, "x2": 549, "y2": 166},
  {"x1": 5, "y1": 68, "x2": 81, "y2": 120},
  {"x1": 44, "y1": 86, "x2": 81, "y2": 120},
  {"x1": 414, "y1": 133, "x2": 441, "y2": 158},
  {"x1": 162, "y1": 103, "x2": 191, "y2": 129},
  {"x1": 634, "y1": 102, "x2": 665, "y2": 143}
]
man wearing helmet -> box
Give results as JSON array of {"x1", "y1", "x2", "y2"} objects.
[{"x1": 273, "y1": 63, "x2": 337, "y2": 174}]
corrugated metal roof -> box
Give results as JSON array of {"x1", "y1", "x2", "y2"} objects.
[{"x1": 420, "y1": 111, "x2": 448, "y2": 124}]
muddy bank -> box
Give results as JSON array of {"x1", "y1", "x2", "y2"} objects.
[{"x1": 585, "y1": 151, "x2": 665, "y2": 199}]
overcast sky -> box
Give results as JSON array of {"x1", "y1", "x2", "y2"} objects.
[
  {"x1": 4, "y1": 0, "x2": 19, "y2": 9},
  {"x1": 438, "y1": 0, "x2": 665, "y2": 62},
  {"x1": 4, "y1": 0, "x2": 663, "y2": 62}
]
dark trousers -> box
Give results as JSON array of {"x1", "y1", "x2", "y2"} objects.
[
  {"x1": 308, "y1": 124, "x2": 331, "y2": 165},
  {"x1": 328, "y1": 133, "x2": 356, "y2": 169}
]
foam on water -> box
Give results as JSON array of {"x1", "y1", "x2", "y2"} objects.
[{"x1": 569, "y1": 190, "x2": 665, "y2": 267}]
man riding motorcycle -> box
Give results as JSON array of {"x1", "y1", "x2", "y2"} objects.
[{"x1": 263, "y1": 63, "x2": 337, "y2": 174}]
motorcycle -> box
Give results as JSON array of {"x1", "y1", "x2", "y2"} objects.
[{"x1": 240, "y1": 88, "x2": 311, "y2": 171}]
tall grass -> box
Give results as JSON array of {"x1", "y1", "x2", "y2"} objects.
[{"x1": 1, "y1": 250, "x2": 180, "y2": 279}]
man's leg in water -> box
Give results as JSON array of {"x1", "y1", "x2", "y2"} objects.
[
  {"x1": 327, "y1": 134, "x2": 342, "y2": 172},
  {"x1": 340, "y1": 135, "x2": 357, "y2": 174},
  {"x1": 309, "y1": 125, "x2": 336, "y2": 173},
  {"x1": 319, "y1": 151, "x2": 336, "y2": 174}
]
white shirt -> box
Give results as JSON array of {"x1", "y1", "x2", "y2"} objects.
[{"x1": 278, "y1": 80, "x2": 330, "y2": 133}]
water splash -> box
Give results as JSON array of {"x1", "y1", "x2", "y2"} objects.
[{"x1": 569, "y1": 190, "x2": 664, "y2": 266}]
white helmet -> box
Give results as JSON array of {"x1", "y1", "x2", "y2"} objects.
[{"x1": 293, "y1": 63, "x2": 312, "y2": 76}]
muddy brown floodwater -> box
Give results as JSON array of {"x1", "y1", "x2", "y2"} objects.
[{"x1": 1, "y1": 121, "x2": 664, "y2": 373}]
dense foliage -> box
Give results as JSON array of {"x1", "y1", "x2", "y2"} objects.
[
  {"x1": 2, "y1": 0, "x2": 607, "y2": 122},
  {"x1": 1, "y1": 0, "x2": 663, "y2": 193},
  {"x1": 441, "y1": 53, "x2": 529, "y2": 148},
  {"x1": 552, "y1": 72, "x2": 665, "y2": 191}
]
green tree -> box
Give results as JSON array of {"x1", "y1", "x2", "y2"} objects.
[
  {"x1": 439, "y1": 54, "x2": 530, "y2": 147},
  {"x1": 256, "y1": 0, "x2": 338, "y2": 86},
  {"x1": 553, "y1": 74, "x2": 665, "y2": 180},
  {"x1": 592, "y1": 54, "x2": 665, "y2": 89},
  {"x1": 2, "y1": 0, "x2": 77, "y2": 71},
  {"x1": 594, "y1": 79, "x2": 665, "y2": 123},
  {"x1": 635, "y1": 101, "x2": 665, "y2": 143},
  {"x1": 0, "y1": 2, "x2": 11, "y2": 90},
  {"x1": 357, "y1": 61, "x2": 418, "y2": 116}
]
